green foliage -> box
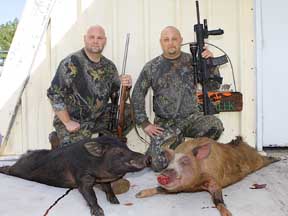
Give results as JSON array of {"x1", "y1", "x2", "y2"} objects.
[{"x1": 0, "y1": 18, "x2": 19, "y2": 59}]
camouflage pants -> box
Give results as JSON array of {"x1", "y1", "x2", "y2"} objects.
[
  {"x1": 53, "y1": 103, "x2": 133, "y2": 147},
  {"x1": 147, "y1": 112, "x2": 224, "y2": 172}
]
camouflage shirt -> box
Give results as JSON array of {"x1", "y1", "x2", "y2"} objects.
[
  {"x1": 132, "y1": 52, "x2": 221, "y2": 128},
  {"x1": 47, "y1": 49, "x2": 120, "y2": 122}
]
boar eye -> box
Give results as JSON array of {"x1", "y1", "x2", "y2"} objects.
[{"x1": 179, "y1": 156, "x2": 190, "y2": 166}]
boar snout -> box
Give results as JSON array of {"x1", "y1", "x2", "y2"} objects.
[
  {"x1": 124, "y1": 154, "x2": 150, "y2": 170},
  {"x1": 134, "y1": 154, "x2": 151, "y2": 169},
  {"x1": 145, "y1": 155, "x2": 152, "y2": 167},
  {"x1": 157, "y1": 175, "x2": 170, "y2": 185},
  {"x1": 157, "y1": 169, "x2": 178, "y2": 187}
]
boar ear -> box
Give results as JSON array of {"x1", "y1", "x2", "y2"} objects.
[
  {"x1": 192, "y1": 143, "x2": 211, "y2": 160},
  {"x1": 84, "y1": 142, "x2": 106, "y2": 157},
  {"x1": 164, "y1": 148, "x2": 175, "y2": 162}
]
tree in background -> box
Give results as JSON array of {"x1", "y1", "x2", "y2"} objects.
[{"x1": 0, "y1": 18, "x2": 19, "y2": 61}]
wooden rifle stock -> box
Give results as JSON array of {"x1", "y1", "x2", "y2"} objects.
[{"x1": 117, "y1": 86, "x2": 128, "y2": 139}]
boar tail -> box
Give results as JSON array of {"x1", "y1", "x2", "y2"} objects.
[
  {"x1": 0, "y1": 166, "x2": 11, "y2": 175},
  {"x1": 263, "y1": 156, "x2": 281, "y2": 166}
]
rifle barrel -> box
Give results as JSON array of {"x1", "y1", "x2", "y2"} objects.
[
  {"x1": 118, "y1": 33, "x2": 130, "y2": 107},
  {"x1": 121, "y1": 33, "x2": 130, "y2": 75},
  {"x1": 196, "y1": 1, "x2": 200, "y2": 24}
]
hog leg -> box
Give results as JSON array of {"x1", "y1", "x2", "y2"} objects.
[
  {"x1": 78, "y1": 175, "x2": 104, "y2": 216},
  {"x1": 211, "y1": 190, "x2": 232, "y2": 216},
  {"x1": 101, "y1": 183, "x2": 120, "y2": 204},
  {"x1": 136, "y1": 186, "x2": 168, "y2": 198},
  {"x1": 204, "y1": 180, "x2": 232, "y2": 216}
]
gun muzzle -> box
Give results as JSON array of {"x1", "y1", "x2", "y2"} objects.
[{"x1": 208, "y1": 29, "x2": 224, "y2": 36}]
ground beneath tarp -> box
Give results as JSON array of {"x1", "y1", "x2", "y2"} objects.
[{"x1": 0, "y1": 156, "x2": 288, "y2": 216}]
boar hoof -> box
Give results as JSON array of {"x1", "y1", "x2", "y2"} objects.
[
  {"x1": 91, "y1": 207, "x2": 104, "y2": 216},
  {"x1": 136, "y1": 188, "x2": 158, "y2": 198},
  {"x1": 135, "y1": 191, "x2": 143, "y2": 198},
  {"x1": 135, "y1": 190, "x2": 147, "y2": 198},
  {"x1": 217, "y1": 204, "x2": 232, "y2": 216},
  {"x1": 108, "y1": 195, "x2": 120, "y2": 204}
]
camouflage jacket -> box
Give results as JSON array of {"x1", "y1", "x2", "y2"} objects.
[
  {"x1": 47, "y1": 49, "x2": 120, "y2": 122},
  {"x1": 132, "y1": 52, "x2": 221, "y2": 128}
]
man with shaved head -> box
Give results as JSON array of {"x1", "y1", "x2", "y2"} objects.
[
  {"x1": 47, "y1": 25, "x2": 133, "y2": 146},
  {"x1": 47, "y1": 25, "x2": 133, "y2": 194},
  {"x1": 132, "y1": 26, "x2": 224, "y2": 172}
]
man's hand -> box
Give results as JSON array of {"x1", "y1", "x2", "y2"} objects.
[
  {"x1": 201, "y1": 48, "x2": 214, "y2": 59},
  {"x1": 120, "y1": 74, "x2": 132, "y2": 87},
  {"x1": 55, "y1": 110, "x2": 80, "y2": 133},
  {"x1": 64, "y1": 120, "x2": 80, "y2": 133},
  {"x1": 144, "y1": 124, "x2": 164, "y2": 137}
]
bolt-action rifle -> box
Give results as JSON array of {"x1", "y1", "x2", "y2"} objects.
[
  {"x1": 191, "y1": 0, "x2": 228, "y2": 115},
  {"x1": 108, "y1": 34, "x2": 130, "y2": 142}
]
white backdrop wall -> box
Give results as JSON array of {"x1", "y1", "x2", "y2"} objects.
[
  {"x1": 255, "y1": 0, "x2": 288, "y2": 148},
  {"x1": 2, "y1": 0, "x2": 255, "y2": 155}
]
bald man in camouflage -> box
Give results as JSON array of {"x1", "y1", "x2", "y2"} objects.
[
  {"x1": 47, "y1": 25, "x2": 133, "y2": 147},
  {"x1": 132, "y1": 26, "x2": 224, "y2": 172},
  {"x1": 47, "y1": 25, "x2": 134, "y2": 194}
]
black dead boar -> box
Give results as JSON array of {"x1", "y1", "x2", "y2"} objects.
[{"x1": 0, "y1": 136, "x2": 149, "y2": 216}]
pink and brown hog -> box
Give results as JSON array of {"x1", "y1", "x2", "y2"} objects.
[{"x1": 136, "y1": 136, "x2": 279, "y2": 216}]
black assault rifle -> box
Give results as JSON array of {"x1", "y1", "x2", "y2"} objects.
[{"x1": 190, "y1": 0, "x2": 228, "y2": 115}]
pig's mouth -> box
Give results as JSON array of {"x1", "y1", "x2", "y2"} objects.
[
  {"x1": 157, "y1": 170, "x2": 181, "y2": 189},
  {"x1": 124, "y1": 159, "x2": 146, "y2": 170}
]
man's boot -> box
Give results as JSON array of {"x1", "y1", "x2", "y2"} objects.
[
  {"x1": 49, "y1": 131, "x2": 60, "y2": 150},
  {"x1": 110, "y1": 178, "x2": 130, "y2": 195}
]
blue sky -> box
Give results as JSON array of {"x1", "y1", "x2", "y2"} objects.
[{"x1": 0, "y1": 0, "x2": 27, "y2": 25}]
